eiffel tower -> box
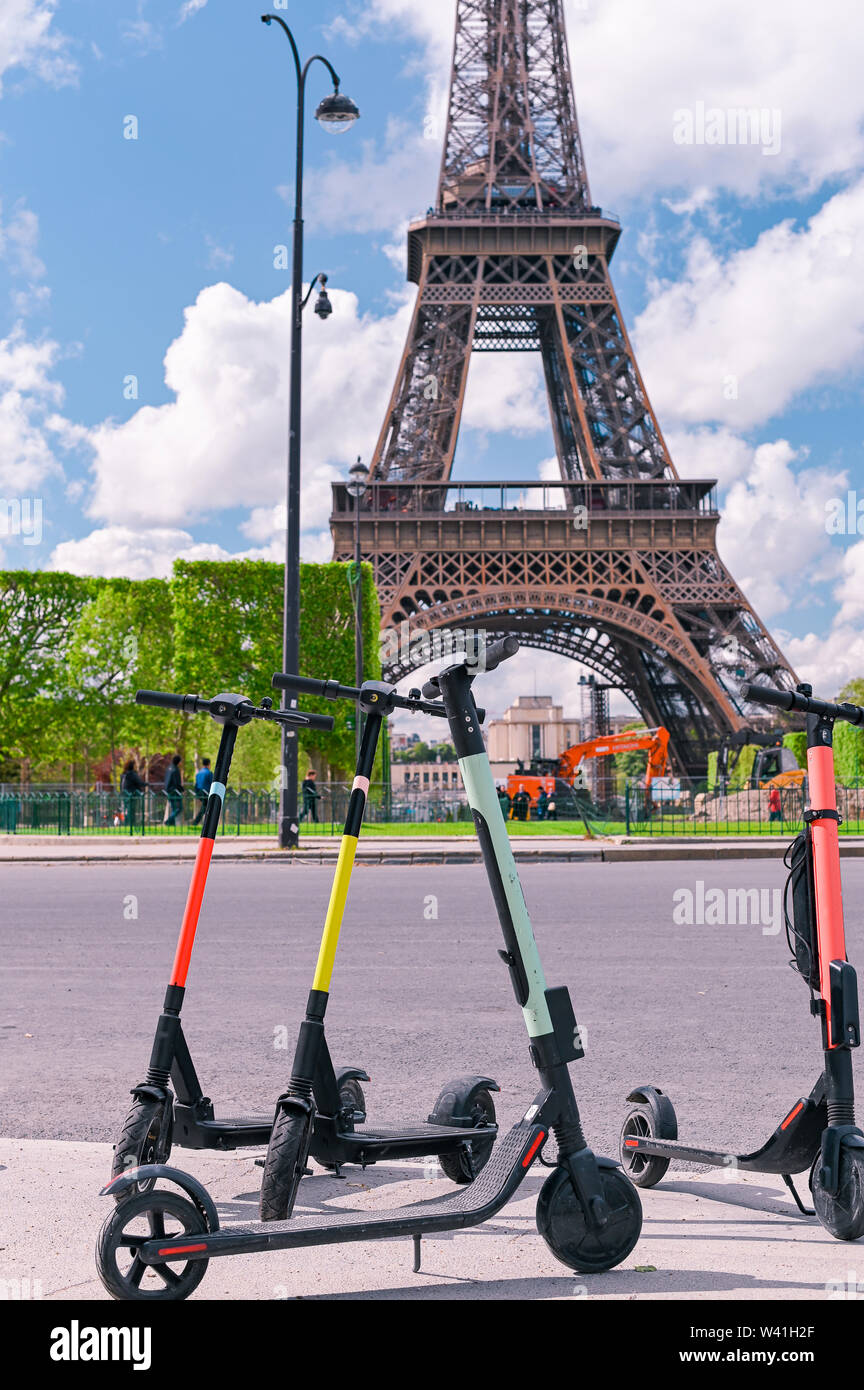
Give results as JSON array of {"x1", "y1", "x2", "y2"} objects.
[{"x1": 330, "y1": 0, "x2": 797, "y2": 775}]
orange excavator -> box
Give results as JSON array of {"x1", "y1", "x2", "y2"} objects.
[{"x1": 506, "y1": 727, "x2": 671, "y2": 817}]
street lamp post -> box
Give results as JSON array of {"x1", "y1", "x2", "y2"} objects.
[
  {"x1": 260, "y1": 14, "x2": 359, "y2": 849},
  {"x1": 346, "y1": 457, "x2": 369, "y2": 759}
]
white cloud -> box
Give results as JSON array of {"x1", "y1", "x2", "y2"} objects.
[
  {"x1": 461, "y1": 353, "x2": 547, "y2": 436},
  {"x1": 784, "y1": 622, "x2": 864, "y2": 698},
  {"x1": 716, "y1": 439, "x2": 846, "y2": 619},
  {"x1": 81, "y1": 279, "x2": 555, "y2": 538},
  {"x1": 179, "y1": 0, "x2": 207, "y2": 21},
  {"x1": 633, "y1": 178, "x2": 864, "y2": 431},
  {"x1": 49, "y1": 525, "x2": 231, "y2": 579},
  {"x1": 0, "y1": 0, "x2": 76, "y2": 94},
  {"x1": 205, "y1": 235, "x2": 234, "y2": 269},
  {"x1": 0, "y1": 324, "x2": 66, "y2": 491},
  {"x1": 303, "y1": 120, "x2": 441, "y2": 236},
  {"x1": 0, "y1": 199, "x2": 45, "y2": 280},
  {"x1": 832, "y1": 540, "x2": 864, "y2": 626},
  {"x1": 663, "y1": 425, "x2": 753, "y2": 490}
]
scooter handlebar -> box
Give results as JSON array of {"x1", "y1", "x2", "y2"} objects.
[
  {"x1": 136, "y1": 690, "x2": 201, "y2": 713},
  {"x1": 272, "y1": 673, "x2": 359, "y2": 701},
  {"x1": 484, "y1": 635, "x2": 520, "y2": 672},
  {"x1": 741, "y1": 681, "x2": 864, "y2": 726},
  {"x1": 421, "y1": 635, "x2": 520, "y2": 698},
  {"x1": 293, "y1": 710, "x2": 337, "y2": 731},
  {"x1": 136, "y1": 689, "x2": 335, "y2": 731}
]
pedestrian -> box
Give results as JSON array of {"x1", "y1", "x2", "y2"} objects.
[
  {"x1": 497, "y1": 784, "x2": 511, "y2": 821},
  {"x1": 121, "y1": 758, "x2": 146, "y2": 830},
  {"x1": 513, "y1": 785, "x2": 530, "y2": 822},
  {"x1": 300, "y1": 768, "x2": 319, "y2": 823},
  {"x1": 546, "y1": 796, "x2": 557, "y2": 822},
  {"x1": 164, "y1": 754, "x2": 183, "y2": 826},
  {"x1": 768, "y1": 786, "x2": 782, "y2": 825},
  {"x1": 192, "y1": 757, "x2": 213, "y2": 825},
  {"x1": 537, "y1": 787, "x2": 549, "y2": 822}
]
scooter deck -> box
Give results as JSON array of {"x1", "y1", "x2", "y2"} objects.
[
  {"x1": 173, "y1": 1115, "x2": 495, "y2": 1157},
  {"x1": 173, "y1": 1114, "x2": 272, "y2": 1150},
  {"x1": 139, "y1": 1121, "x2": 545, "y2": 1264},
  {"x1": 624, "y1": 1092, "x2": 827, "y2": 1176}
]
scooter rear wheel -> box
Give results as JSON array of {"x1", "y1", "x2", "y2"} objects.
[
  {"x1": 536, "y1": 1164, "x2": 642, "y2": 1273},
  {"x1": 96, "y1": 1191, "x2": 208, "y2": 1301},
  {"x1": 438, "y1": 1087, "x2": 497, "y2": 1185},
  {"x1": 812, "y1": 1148, "x2": 864, "y2": 1241},
  {"x1": 111, "y1": 1098, "x2": 173, "y2": 1198},
  {"x1": 619, "y1": 1104, "x2": 671, "y2": 1188}
]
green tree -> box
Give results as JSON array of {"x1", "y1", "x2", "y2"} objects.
[
  {"x1": 65, "y1": 579, "x2": 174, "y2": 785},
  {"x1": 837, "y1": 678, "x2": 864, "y2": 706},
  {"x1": 782, "y1": 731, "x2": 807, "y2": 769},
  {"x1": 0, "y1": 570, "x2": 94, "y2": 779},
  {"x1": 171, "y1": 558, "x2": 380, "y2": 783}
]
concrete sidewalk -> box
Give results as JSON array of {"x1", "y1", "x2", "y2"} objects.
[
  {"x1": 4, "y1": 833, "x2": 864, "y2": 864},
  {"x1": 1, "y1": 1136, "x2": 850, "y2": 1301}
]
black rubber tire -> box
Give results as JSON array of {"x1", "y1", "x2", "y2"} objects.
[
  {"x1": 812, "y1": 1147, "x2": 864, "y2": 1241},
  {"x1": 438, "y1": 1088, "x2": 497, "y2": 1185},
  {"x1": 259, "y1": 1108, "x2": 311, "y2": 1222},
  {"x1": 111, "y1": 1098, "x2": 173, "y2": 1199},
  {"x1": 619, "y1": 1104, "x2": 671, "y2": 1188},
  {"x1": 339, "y1": 1078, "x2": 366, "y2": 1126},
  {"x1": 96, "y1": 1191, "x2": 208, "y2": 1301},
  {"x1": 537, "y1": 1164, "x2": 642, "y2": 1273}
]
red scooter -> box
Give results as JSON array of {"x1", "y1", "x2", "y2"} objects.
[{"x1": 620, "y1": 681, "x2": 864, "y2": 1240}]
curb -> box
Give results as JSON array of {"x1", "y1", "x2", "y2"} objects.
[{"x1": 5, "y1": 841, "x2": 864, "y2": 865}]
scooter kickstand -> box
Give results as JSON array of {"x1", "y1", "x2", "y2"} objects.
[
  {"x1": 412, "y1": 1234, "x2": 422, "y2": 1273},
  {"x1": 782, "y1": 1172, "x2": 814, "y2": 1217}
]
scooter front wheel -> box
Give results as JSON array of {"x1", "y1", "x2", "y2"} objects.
[
  {"x1": 812, "y1": 1148, "x2": 864, "y2": 1241},
  {"x1": 111, "y1": 1098, "x2": 173, "y2": 1198},
  {"x1": 259, "y1": 1107, "x2": 312, "y2": 1222},
  {"x1": 536, "y1": 1164, "x2": 642, "y2": 1273},
  {"x1": 96, "y1": 1191, "x2": 208, "y2": 1301}
]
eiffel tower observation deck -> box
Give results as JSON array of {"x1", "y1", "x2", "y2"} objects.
[{"x1": 330, "y1": 0, "x2": 797, "y2": 776}]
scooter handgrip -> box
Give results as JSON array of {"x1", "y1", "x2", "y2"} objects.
[
  {"x1": 272, "y1": 672, "x2": 329, "y2": 697},
  {"x1": 135, "y1": 689, "x2": 193, "y2": 711},
  {"x1": 294, "y1": 710, "x2": 336, "y2": 731},
  {"x1": 421, "y1": 676, "x2": 439, "y2": 700},
  {"x1": 483, "y1": 635, "x2": 519, "y2": 672},
  {"x1": 740, "y1": 682, "x2": 795, "y2": 711}
]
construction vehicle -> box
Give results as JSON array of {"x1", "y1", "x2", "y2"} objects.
[
  {"x1": 505, "y1": 727, "x2": 670, "y2": 817},
  {"x1": 715, "y1": 730, "x2": 803, "y2": 790}
]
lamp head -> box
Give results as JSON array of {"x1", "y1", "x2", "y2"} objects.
[
  {"x1": 315, "y1": 91, "x2": 360, "y2": 134},
  {"x1": 347, "y1": 456, "x2": 369, "y2": 498}
]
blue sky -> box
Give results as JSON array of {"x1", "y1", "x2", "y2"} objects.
[{"x1": 3, "y1": 0, "x2": 864, "y2": 718}]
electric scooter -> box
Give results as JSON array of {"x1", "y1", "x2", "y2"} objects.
[
  {"x1": 112, "y1": 688, "x2": 500, "y2": 1194},
  {"x1": 96, "y1": 638, "x2": 643, "y2": 1299},
  {"x1": 619, "y1": 680, "x2": 864, "y2": 1241},
  {"x1": 111, "y1": 689, "x2": 334, "y2": 1190}
]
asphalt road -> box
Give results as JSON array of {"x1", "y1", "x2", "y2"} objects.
[{"x1": 3, "y1": 858, "x2": 862, "y2": 1160}]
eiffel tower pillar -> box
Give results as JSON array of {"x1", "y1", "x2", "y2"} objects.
[{"x1": 330, "y1": 0, "x2": 798, "y2": 777}]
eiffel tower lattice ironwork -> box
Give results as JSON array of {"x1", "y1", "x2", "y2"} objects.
[{"x1": 330, "y1": 0, "x2": 797, "y2": 775}]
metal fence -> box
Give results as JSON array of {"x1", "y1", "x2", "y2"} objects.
[
  {"x1": 5, "y1": 778, "x2": 859, "y2": 838},
  {"x1": 0, "y1": 785, "x2": 477, "y2": 836},
  {"x1": 623, "y1": 777, "x2": 864, "y2": 835}
]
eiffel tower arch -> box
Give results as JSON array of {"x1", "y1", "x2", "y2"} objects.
[{"x1": 330, "y1": 0, "x2": 797, "y2": 776}]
